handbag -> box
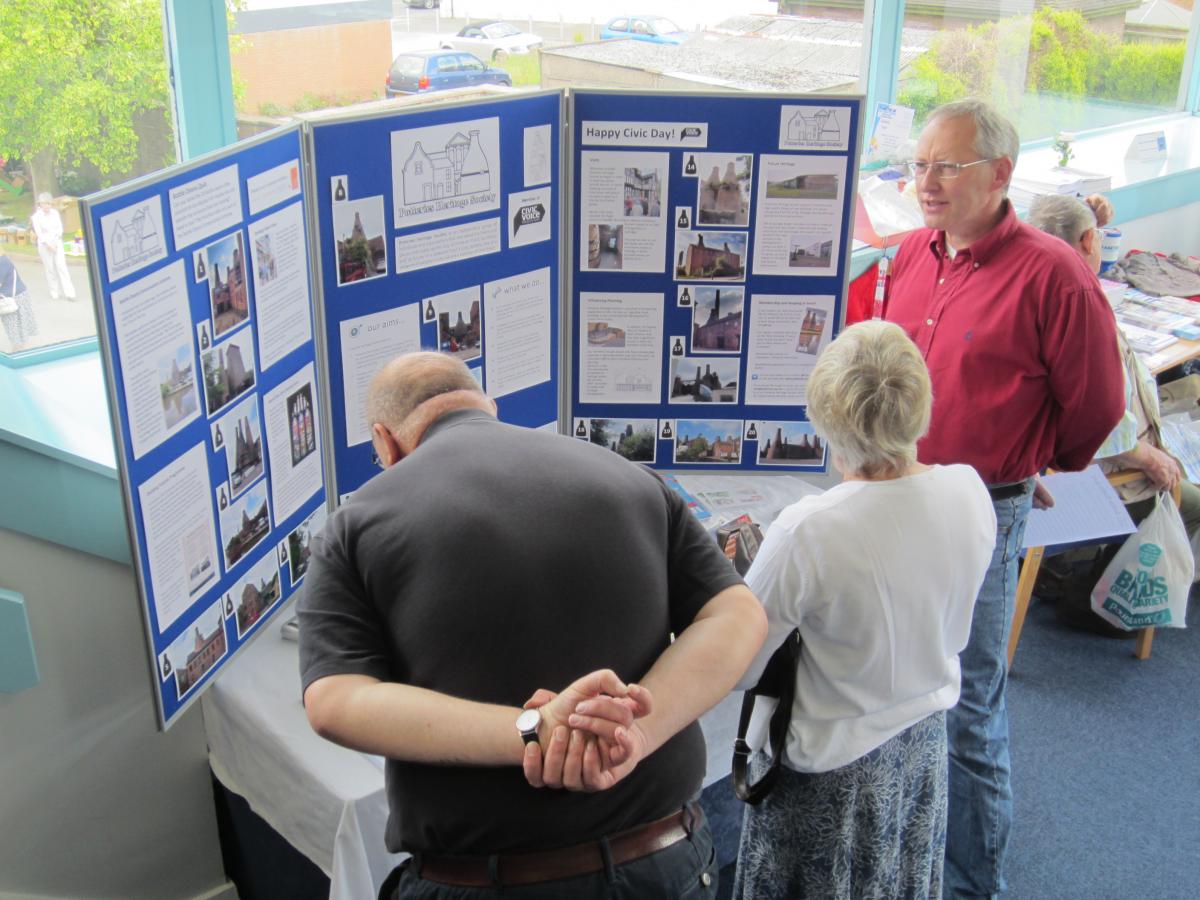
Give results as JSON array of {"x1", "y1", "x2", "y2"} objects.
[
  {"x1": 1090, "y1": 491, "x2": 1193, "y2": 630},
  {"x1": 731, "y1": 627, "x2": 800, "y2": 805},
  {"x1": 0, "y1": 270, "x2": 17, "y2": 315}
]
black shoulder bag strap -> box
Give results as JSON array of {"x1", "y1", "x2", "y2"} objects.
[{"x1": 732, "y1": 627, "x2": 801, "y2": 805}]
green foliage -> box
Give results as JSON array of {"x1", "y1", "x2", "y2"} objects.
[
  {"x1": 496, "y1": 53, "x2": 541, "y2": 88},
  {"x1": 0, "y1": 0, "x2": 171, "y2": 176},
  {"x1": 898, "y1": 9, "x2": 1185, "y2": 129}
]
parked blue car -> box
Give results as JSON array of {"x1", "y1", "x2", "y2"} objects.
[
  {"x1": 385, "y1": 50, "x2": 511, "y2": 96},
  {"x1": 600, "y1": 16, "x2": 688, "y2": 45}
]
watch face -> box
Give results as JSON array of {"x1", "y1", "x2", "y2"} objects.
[{"x1": 516, "y1": 707, "x2": 541, "y2": 734}]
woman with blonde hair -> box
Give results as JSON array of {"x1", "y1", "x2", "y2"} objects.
[{"x1": 734, "y1": 320, "x2": 996, "y2": 899}]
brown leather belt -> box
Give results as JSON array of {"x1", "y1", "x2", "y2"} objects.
[{"x1": 417, "y1": 802, "x2": 700, "y2": 888}]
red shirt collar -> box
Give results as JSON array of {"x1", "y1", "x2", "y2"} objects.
[{"x1": 925, "y1": 201, "x2": 1019, "y2": 266}]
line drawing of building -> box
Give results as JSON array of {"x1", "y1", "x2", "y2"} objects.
[
  {"x1": 109, "y1": 204, "x2": 161, "y2": 264},
  {"x1": 786, "y1": 108, "x2": 841, "y2": 144},
  {"x1": 401, "y1": 129, "x2": 492, "y2": 205}
]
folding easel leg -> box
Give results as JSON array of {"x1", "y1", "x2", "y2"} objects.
[
  {"x1": 1134, "y1": 626, "x2": 1154, "y2": 660},
  {"x1": 1008, "y1": 545, "x2": 1045, "y2": 670}
]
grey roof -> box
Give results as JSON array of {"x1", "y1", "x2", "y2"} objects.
[
  {"x1": 1126, "y1": 0, "x2": 1192, "y2": 30},
  {"x1": 542, "y1": 16, "x2": 933, "y2": 93}
]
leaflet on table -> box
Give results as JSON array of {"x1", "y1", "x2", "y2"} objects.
[
  {"x1": 1160, "y1": 416, "x2": 1200, "y2": 484},
  {"x1": 138, "y1": 442, "x2": 221, "y2": 631},
  {"x1": 263, "y1": 361, "x2": 324, "y2": 524},
  {"x1": 339, "y1": 305, "x2": 422, "y2": 446},
  {"x1": 390, "y1": 116, "x2": 501, "y2": 229},
  {"x1": 169, "y1": 164, "x2": 243, "y2": 251},
  {"x1": 579, "y1": 150, "x2": 669, "y2": 273},
  {"x1": 744, "y1": 294, "x2": 835, "y2": 405},
  {"x1": 483, "y1": 267, "x2": 552, "y2": 399},
  {"x1": 572, "y1": 416, "x2": 658, "y2": 465},
  {"x1": 751, "y1": 155, "x2": 846, "y2": 277},
  {"x1": 247, "y1": 201, "x2": 312, "y2": 370},
  {"x1": 111, "y1": 260, "x2": 202, "y2": 459},
  {"x1": 578, "y1": 292, "x2": 663, "y2": 403}
]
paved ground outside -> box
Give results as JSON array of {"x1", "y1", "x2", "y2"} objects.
[{"x1": 0, "y1": 248, "x2": 97, "y2": 355}]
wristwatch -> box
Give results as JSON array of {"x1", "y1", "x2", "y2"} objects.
[{"x1": 515, "y1": 707, "x2": 542, "y2": 745}]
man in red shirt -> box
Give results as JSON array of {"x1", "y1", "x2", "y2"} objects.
[{"x1": 885, "y1": 99, "x2": 1124, "y2": 898}]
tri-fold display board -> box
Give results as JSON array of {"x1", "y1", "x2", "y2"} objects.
[{"x1": 81, "y1": 88, "x2": 861, "y2": 729}]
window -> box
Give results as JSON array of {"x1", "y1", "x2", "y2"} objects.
[
  {"x1": 1, "y1": 0, "x2": 175, "y2": 358},
  {"x1": 897, "y1": 1, "x2": 1197, "y2": 141}
]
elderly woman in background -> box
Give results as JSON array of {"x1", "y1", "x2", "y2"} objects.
[
  {"x1": 733, "y1": 321, "x2": 996, "y2": 900},
  {"x1": 0, "y1": 251, "x2": 38, "y2": 353}
]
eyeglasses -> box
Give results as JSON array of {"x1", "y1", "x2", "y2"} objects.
[{"x1": 906, "y1": 158, "x2": 1001, "y2": 179}]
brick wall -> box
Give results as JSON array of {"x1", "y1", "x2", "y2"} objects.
[{"x1": 232, "y1": 20, "x2": 391, "y2": 114}]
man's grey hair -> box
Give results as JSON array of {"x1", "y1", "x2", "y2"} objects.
[
  {"x1": 806, "y1": 320, "x2": 932, "y2": 479},
  {"x1": 926, "y1": 98, "x2": 1020, "y2": 183},
  {"x1": 366, "y1": 351, "x2": 483, "y2": 436},
  {"x1": 1027, "y1": 193, "x2": 1096, "y2": 247}
]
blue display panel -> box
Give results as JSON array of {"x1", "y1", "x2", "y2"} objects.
[
  {"x1": 81, "y1": 126, "x2": 326, "y2": 729},
  {"x1": 568, "y1": 91, "x2": 863, "y2": 473},
  {"x1": 306, "y1": 90, "x2": 563, "y2": 500}
]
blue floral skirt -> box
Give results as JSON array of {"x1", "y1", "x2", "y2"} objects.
[
  {"x1": 733, "y1": 710, "x2": 947, "y2": 900},
  {"x1": 1, "y1": 289, "x2": 37, "y2": 347}
]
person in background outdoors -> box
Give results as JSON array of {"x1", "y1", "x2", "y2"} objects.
[
  {"x1": 1027, "y1": 193, "x2": 1200, "y2": 601},
  {"x1": 0, "y1": 251, "x2": 38, "y2": 353},
  {"x1": 733, "y1": 321, "x2": 996, "y2": 900},
  {"x1": 884, "y1": 98, "x2": 1125, "y2": 897},
  {"x1": 30, "y1": 192, "x2": 76, "y2": 301}
]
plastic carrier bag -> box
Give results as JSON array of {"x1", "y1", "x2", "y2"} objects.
[{"x1": 1090, "y1": 492, "x2": 1193, "y2": 630}]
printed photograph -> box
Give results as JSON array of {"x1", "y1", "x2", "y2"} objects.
[
  {"x1": 696, "y1": 154, "x2": 752, "y2": 226},
  {"x1": 670, "y1": 356, "x2": 740, "y2": 404},
  {"x1": 218, "y1": 481, "x2": 272, "y2": 571},
  {"x1": 201, "y1": 327, "x2": 257, "y2": 418},
  {"x1": 691, "y1": 287, "x2": 744, "y2": 354},
  {"x1": 254, "y1": 233, "x2": 277, "y2": 285},
  {"x1": 586, "y1": 320, "x2": 626, "y2": 348},
  {"x1": 156, "y1": 343, "x2": 198, "y2": 429},
  {"x1": 673, "y1": 419, "x2": 743, "y2": 464},
  {"x1": 623, "y1": 167, "x2": 662, "y2": 217},
  {"x1": 286, "y1": 383, "x2": 317, "y2": 466},
  {"x1": 436, "y1": 294, "x2": 482, "y2": 362},
  {"x1": 286, "y1": 505, "x2": 328, "y2": 586},
  {"x1": 230, "y1": 551, "x2": 282, "y2": 639},
  {"x1": 217, "y1": 395, "x2": 264, "y2": 498},
  {"x1": 757, "y1": 420, "x2": 826, "y2": 466},
  {"x1": 788, "y1": 235, "x2": 835, "y2": 270},
  {"x1": 588, "y1": 418, "x2": 657, "y2": 463},
  {"x1": 674, "y1": 230, "x2": 746, "y2": 281},
  {"x1": 333, "y1": 195, "x2": 388, "y2": 286},
  {"x1": 586, "y1": 223, "x2": 624, "y2": 270},
  {"x1": 796, "y1": 306, "x2": 829, "y2": 354},
  {"x1": 182, "y1": 521, "x2": 217, "y2": 598},
  {"x1": 205, "y1": 231, "x2": 251, "y2": 337},
  {"x1": 158, "y1": 600, "x2": 227, "y2": 702},
  {"x1": 767, "y1": 171, "x2": 840, "y2": 200}
]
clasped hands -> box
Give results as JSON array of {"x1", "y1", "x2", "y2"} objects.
[{"x1": 520, "y1": 669, "x2": 653, "y2": 793}]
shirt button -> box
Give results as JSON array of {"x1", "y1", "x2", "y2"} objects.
[
  {"x1": 973, "y1": 263, "x2": 980, "y2": 269},
  {"x1": 938, "y1": 278, "x2": 944, "y2": 284},
  {"x1": 700, "y1": 872, "x2": 713, "y2": 887},
  {"x1": 926, "y1": 318, "x2": 933, "y2": 326}
]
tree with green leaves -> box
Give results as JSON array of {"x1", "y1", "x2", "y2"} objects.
[{"x1": 0, "y1": 0, "x2": 173, "y2": 197}]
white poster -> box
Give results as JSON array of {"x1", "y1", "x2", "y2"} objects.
[
  {"x1": 508, "y1": 186, "x2": 552, "y2": 248},
  {"x1": 339, "y1": 305, "x2": 422, "y2": 446},
  {"x1": 110, "y1": 261, "x2": 201, "y2": 458},
  {"x1": 483, "y1": 267, "x2": 551, "y2": 399},
  {"x1": 246, "y1": 159, "x2": 302, "y2": 216},
  {"x1": 100, "y1": 195, "x2": 168, "y2": 283},
  {"x1": 263, "y1": 362, "x2": 323, "y2": 525},
  {"x1": 395, "y1": 217, "x2": 501, "y2": 274},
  {"x1": 138, "y1": 443, "x2": 221, "y2": 631},
  {"x1": 752, "y1": 155, "x2": 847, "y2": 277},
  {"x1": 248, "y1": 201, "x2": 312, "y2": 370},
  {"x1": 391, "y1": 116, "x2": 501, "y2": 229},
  {"x1": 579, "y1": 151, "x2": 669, "y2": 273},
  {"x1": 578, "y1": 292, "x2": 663, "y2": 404},
  {"x1": 524, "y1": 124, "x2": 552, "y2": 187},
  {"x1": 778, "y1": 105, "x2": 851, "y2": 152},
  {"x1": 744, "y1": 294, "x2": 835, "y2": 405},
  {"x1": 169, "y1": 164, "x2": 243, "y2": 250}
]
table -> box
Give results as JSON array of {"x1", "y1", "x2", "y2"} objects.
[{"x1": 1145, "y1": 336, "x2": 1200, "y2": 375}]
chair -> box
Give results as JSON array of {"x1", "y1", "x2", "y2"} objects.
[{"x1": 1007, "y1": 469, "x2": 1180, "y2": 668}]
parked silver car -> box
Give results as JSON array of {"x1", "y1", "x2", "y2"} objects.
[{"x1": 440, "y1": 21, "x2": 543, "y2": 61}]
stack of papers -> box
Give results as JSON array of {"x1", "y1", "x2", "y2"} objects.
[
  {"x1": 1116, "y1": 304, "x2": 1195, "y2": 333},
  {"x1": 1009, "y1": 165, "x2": 1112, "y2": 208},
  {"x1": 1118, "y1": 321, "x2": 1178, "y2": 354},
  {"x1": 1125, "y1": 293, "x2": 1200, "y2": 323}
]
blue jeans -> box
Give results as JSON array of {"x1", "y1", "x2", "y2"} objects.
[
  {"x1": 389, "y1": 815, "x2": 718, "y2": 899},
  {"x1": 944, "y1": 479, "x2": 1033, "y2": 899}
]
